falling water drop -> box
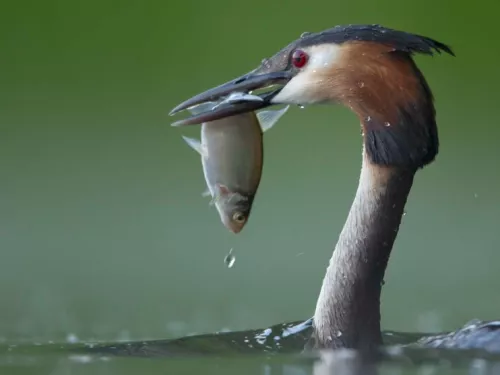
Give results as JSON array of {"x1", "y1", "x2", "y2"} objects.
[
  {"x1": 224, "y1": 248, "x2": 235, "y2": 268},
  {"x1": 365, "y1": 116, "x2": 372, "y2": 122},
  {"x1": 384, "y1": 122, "x2": 391, "y2": 127},
  {"x1": 298, "y1": 105, "x2": 305, "y2": 109}
]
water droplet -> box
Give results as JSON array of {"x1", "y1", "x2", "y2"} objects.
[
  {"x1": 298, "y1": 105, "x2": 305, "y2": 109},
  {"x1": 403, "y1": 211, "x2": 407, "y2": 216},
  {"x1": 224, "y1": 248, "x2": 235, "y2": 268},
  {"x1": 358, "y1": 81, "x2": 365, "y2": 88},
  {"x1": 365, "y1": 116, "x2": 372, "y2": 122},
  {"x1": 336, "y1": 331, "x2": 342, "y2": 337},
  {"x1": 384, "y1": 122, "x2": 391, "y2": 127}
]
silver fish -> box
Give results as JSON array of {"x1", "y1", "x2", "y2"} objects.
[{"x1": 182, "y1": 95, "x2": 289, "y2": 234}]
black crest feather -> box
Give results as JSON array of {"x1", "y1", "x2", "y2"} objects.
[{"x1": 296, "y1": 24, "x2": 454, "y2": 57}]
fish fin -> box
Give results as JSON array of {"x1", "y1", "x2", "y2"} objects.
[
  {"x1": 208, "y1": 196, "x2": 216, "y2": 206},
  {"x1": 217, "y1": 184, "x2": 232, "y2": 197},
  {"x1": 209, "y1": 185, "x2": 223, "y2": 206},
  {"x1": 256, "y1": 105, "x2": 290, "y2": 132},
  {"x1": 187, "y1": 102, "x2": 217, "y2": 116},
  {"x1": 181, "y1": 136, "x2": 208, "y2": 158},
  {"x1": 203, "y1": 184, "x2": 232, "y2": 206},
  {"x1": 208, "y1": 184, "x2": 231, "y2": 206}
]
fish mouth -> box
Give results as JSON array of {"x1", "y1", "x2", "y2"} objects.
[{"x1": 169, "y1": 71, "x2": 293, "y2": 126}]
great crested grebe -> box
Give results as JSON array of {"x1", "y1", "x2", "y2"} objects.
[{"x1": 170, "y1": 24, "x2": 500, "y2": 352}]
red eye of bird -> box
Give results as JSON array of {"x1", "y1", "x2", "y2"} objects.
[{"x1": 291, "y1": 49, "x2": 308, "y2": 68}]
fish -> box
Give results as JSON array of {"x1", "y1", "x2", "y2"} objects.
[{"x1": 181, "y1": 93, "x2": 289, "y2": 234}]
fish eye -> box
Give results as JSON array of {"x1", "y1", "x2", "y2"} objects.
[
  {"x1": 291, "y1": 49, "x2": 309, "y2": 68},
  {"x1": 232, "y1": 212, "x2": 246, "y2": 223}
]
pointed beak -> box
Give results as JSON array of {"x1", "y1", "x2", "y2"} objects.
[{"x1": 169, "y1": 70, "x2": 293, "y2": 126}]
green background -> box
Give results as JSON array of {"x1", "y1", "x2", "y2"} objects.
[{"x1": 1, "y1": 0, "x2": 498, "y2": 352}]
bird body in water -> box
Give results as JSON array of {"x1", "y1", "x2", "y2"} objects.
[{"x1": 170, "y1": 24, "x2": 500, "y2": 353}]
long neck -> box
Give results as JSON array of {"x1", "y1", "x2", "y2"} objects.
[{"x1": 312, "y1": 149, "x2": 416, "y2": 351}]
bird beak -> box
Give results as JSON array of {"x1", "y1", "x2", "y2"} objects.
[{"x1": 169, "y1": 70, "x2": 293, "y2": 126}]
